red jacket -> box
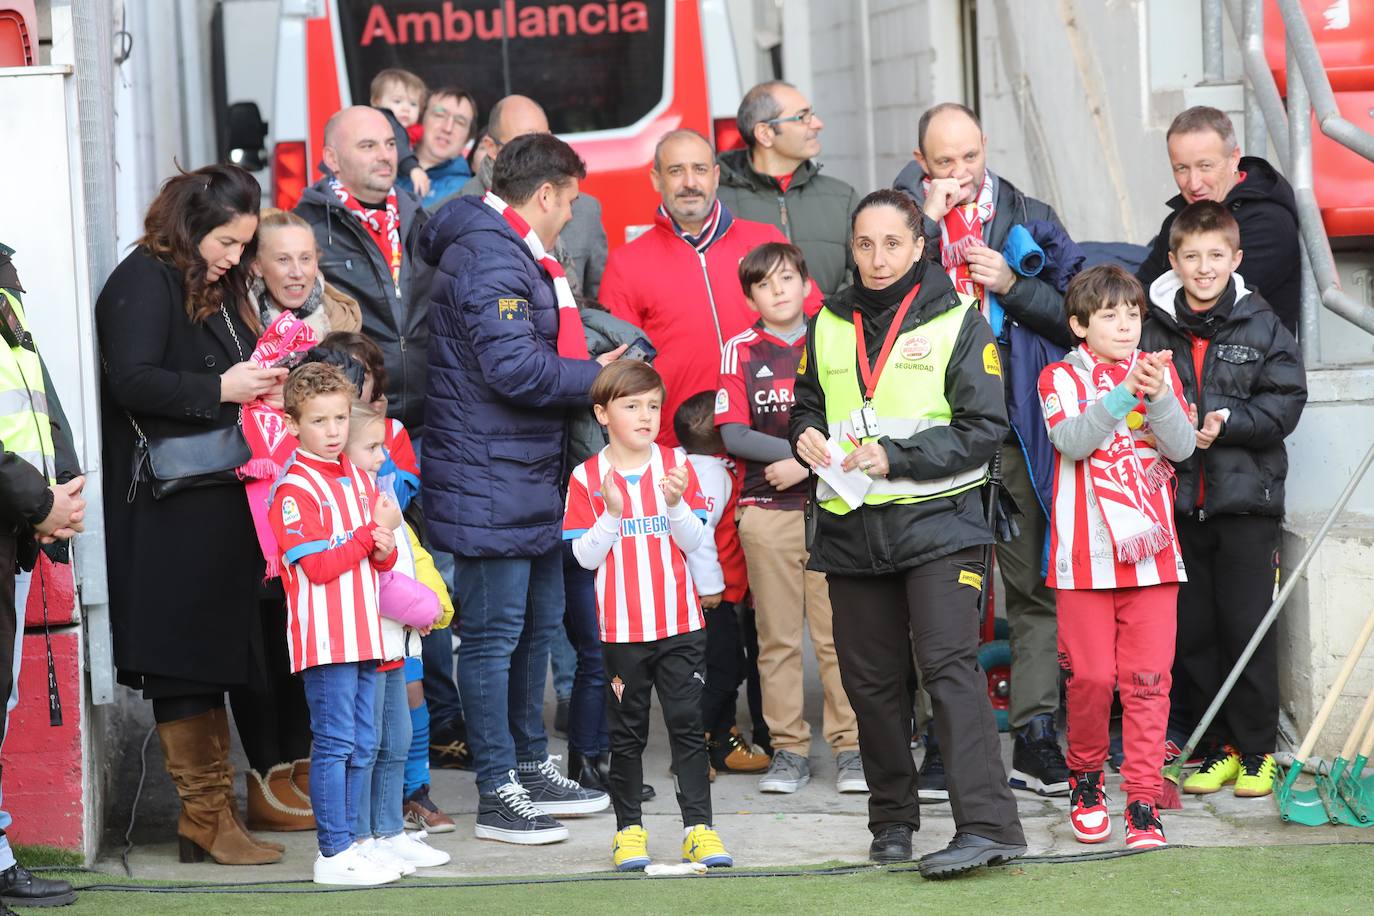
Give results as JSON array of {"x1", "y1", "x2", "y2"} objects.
[{"x1": 600, "y1": 210, "x2": 822, "y2": 446}]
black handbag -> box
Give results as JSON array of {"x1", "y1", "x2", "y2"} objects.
[{"x1": 122, "y1": 305, "x2": 252, "y2": 501}]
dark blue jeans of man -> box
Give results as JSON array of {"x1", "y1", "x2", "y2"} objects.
[
  {"x1": 562, "y1": 541, "x2": 610, "y2": 756},
  {"x1": 454, "y1": 547, "x2": 563, "y2": 794},
  {"x1": 300, "y1": 660, "x2": 379, "y2": 856}
]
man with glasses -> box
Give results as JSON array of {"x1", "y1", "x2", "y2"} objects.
[
  {"x1": 400, "y1": 87, "x2": 477, "y2": 210},
  {"x1": 717, "y1": 81, "x2": 859, "y2": 296},
  {"x1": 1135, "y1": 106, "x2": 1299, "y2": 334},
  {"x1": 450, "y1": 95, "x2": 608, "y2": 299}
]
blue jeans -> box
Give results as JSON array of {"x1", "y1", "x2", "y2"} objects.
[
  {"x1": 421, "y1": 625, "x2": 464, "y2": 727},
  {"x1": 562, "y1": 543, "x2": 609, "y2": 755},
  {"x1": 550, "y1": 629, "x2": 576, "y2": 701},
  {"x1": 301, "y1": 661, "x2": 380, "y2": 856},
  {"x1": 453, "y1": 548, "x2": 562, "y2": 794},
  {"x1": 0, "y1": 572, "x2": 28, "y2": 871},
  {"x1": 355, "y1": 664, "x2": 409, "y2": 840}
]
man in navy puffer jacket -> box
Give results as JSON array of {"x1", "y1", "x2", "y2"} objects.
[{"x1": 420, "y1": 133, "x2": 622, "y2": 844}]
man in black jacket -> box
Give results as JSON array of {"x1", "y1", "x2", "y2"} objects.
[
  {"x1": 895, "y1": 103, "x2": 1073, "y2": 799},
  {"x1": 0, "y1": 246, "x2": 84, "y2": 910},
  {"x1": 1136, "y1": 106, "x2": 1301, "y2": 336},
  {"x1": 295, "y1": 106, "x2": 434, "y2": 434},
  {"x1": 1139, "y1": 201, "x2": 1306, "y2": 797}
]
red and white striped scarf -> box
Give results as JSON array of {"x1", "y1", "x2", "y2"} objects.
[
  {"x1": 1070, "y1": 345, "x2": 1176, "y2": 564},
  {"x1": 924, "y1": 171, "x2": 996, "y2": 302},
  {"x1": 483, "y1": 190, "x2": 589, "y2": 359},
  {"x1": 330, "y1": 178, "x2": 401, "y2": 294}
]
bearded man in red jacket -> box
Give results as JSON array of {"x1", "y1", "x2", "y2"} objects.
[{"x1": 600, "y1": 129, "x2": 822, "y2": 447}]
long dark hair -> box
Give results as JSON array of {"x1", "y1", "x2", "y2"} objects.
[{"x1": 138, "y1": 164, "x2": 261, "y2": 326}]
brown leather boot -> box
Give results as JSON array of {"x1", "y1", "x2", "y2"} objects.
[
  {"x1": 156, "y1": 711, "x2": 283, "y2": 865},
  {"x1": 246, "y1": 764, "x2": 316, "y2": 832},
  {"x1": 289, "y1": 759, "x2": 313, "y2": 807},
  {"x1": 208, "y1": 707, "x2": 286, "y2": 854}
]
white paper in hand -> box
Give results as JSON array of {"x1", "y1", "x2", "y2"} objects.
[{"x1": 813, "y1": 439, "x2": 873, "y2": 510}]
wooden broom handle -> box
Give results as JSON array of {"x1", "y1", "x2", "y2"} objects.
[
  {"x1": 1339, "y1": 684, "x2": 1374, "y2": 759},
  {"x1": 1296, "y1": 605, "x2": 1374, "y2": 761}
]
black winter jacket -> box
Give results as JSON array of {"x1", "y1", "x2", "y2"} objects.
[
  {"x1": 1136, "y1": 156, "x2": 1300, "y2": 335},
  {"x1": 1140, "y1": 272, "x2": 1306, "y2": 518},
  {"x1": 790, "y1": 264, "x2": 1007, "y2": 576},
  {"x1": 295, "y1": 178, "x2": 434, "y2": 433},
  {"x1": 716, "y1": 150, "x2": 860, "y2": 296}
]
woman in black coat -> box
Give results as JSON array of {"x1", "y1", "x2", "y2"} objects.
[{"x1": 96, "y1": 165, "x2": 288, "y2": 865}]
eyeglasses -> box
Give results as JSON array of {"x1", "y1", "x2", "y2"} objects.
[{"x1": 767, "y1": 109, "x2": 817, "y2": 128}]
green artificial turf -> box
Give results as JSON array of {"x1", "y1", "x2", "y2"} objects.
[{"x1": 38, "y1": 844, "x2": 1374, "y2": 915}]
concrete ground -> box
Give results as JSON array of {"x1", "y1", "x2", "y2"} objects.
[{"x1": 96, "y1": 651, "x2": 1370, "y2": 882}]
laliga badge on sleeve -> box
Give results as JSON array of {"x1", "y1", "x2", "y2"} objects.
[{"x1": 281, "y1": 496, "x2": 301, "y2": 525}]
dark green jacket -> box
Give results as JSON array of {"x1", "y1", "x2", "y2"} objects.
[
  {"x1": 789, "y1": 265, "x2": 1007, "y2": 576},
  {"x1": 716, "y1": 150, "x2": 859, "y2": 296}
]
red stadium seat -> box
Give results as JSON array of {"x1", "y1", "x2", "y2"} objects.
[
  {"x1": 0, "y1": 0, "x2": 36, "y2": 67},
  {"x1": 1264, "y1": 0, "x2": 1374, "y2": 94},
  {"x1": 1307, "y1": 90, "x2": 1374, "y2": 237}
]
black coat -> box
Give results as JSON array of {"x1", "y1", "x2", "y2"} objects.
[
  {"x1": 1136, "y1": 156, "x2": 1301, "y2": 335},
  {"x1": 96, "y1": 249, "x2": 263, "y2": 689},
  {"x1": 295, "y1": 179, "x2": 434, "y2": 433},
  {"x1": 790, "y1": 266, "x2": 1007, "y2": 576},
  {"x1": 1140, "y1": 274, "x2": 1307, "y2": 517}
]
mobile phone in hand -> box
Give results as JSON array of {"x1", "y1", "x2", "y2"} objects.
[{"x1": 622, "y1": 336, "x2": 656, "y2": 363}]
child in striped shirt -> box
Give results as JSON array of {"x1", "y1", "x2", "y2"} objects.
[
  {"x1": 563, "y1": 360, "x2": 733, "y2": 872},
  {"x1": 1037, "y1": 265, "x2": 1195, "y2": 852},
  {"x1": 270, "y1": 363, "x2": 403, "y2": 887}
]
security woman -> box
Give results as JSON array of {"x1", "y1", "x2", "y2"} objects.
[{"x1": 790, "y1": 189, "x2": 1026, "y2": 879}]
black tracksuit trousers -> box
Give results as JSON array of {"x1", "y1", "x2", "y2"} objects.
[
  {"x1": 603, "y1": 629, "x2": 712, "y2": 830},
  {"x1": 828, "y1": 547, "x2": 1024, "y2": 843},
  {"x1": 1172, "y1": 514, "x2": 1281, "y2": 753}
]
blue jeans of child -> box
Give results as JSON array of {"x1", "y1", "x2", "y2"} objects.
[
  {"x1": 301, "y1": 660, "x2": 379, "y2": 856},
  {"x1": 562, "y1": 542, "x2": 609, "y2": 756},
  {"x1": 355, "y1": 664, "x2": 409, "y2": 840},
  {"x1": 453, "y1": 548, "x2": 562, "y2": 794}
]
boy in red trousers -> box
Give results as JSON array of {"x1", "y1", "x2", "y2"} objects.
[{"x1": 1038, "y1": 265, "x2": 1195, "y2": 849}]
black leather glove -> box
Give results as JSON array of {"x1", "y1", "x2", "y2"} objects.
[{"x1": 994, "y1": 487, "x2": 1022, "y2": 544}]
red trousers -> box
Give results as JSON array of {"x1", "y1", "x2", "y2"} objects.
[{"x1": 1056, "y1": 584, "x2": 1178, "y2": 805}]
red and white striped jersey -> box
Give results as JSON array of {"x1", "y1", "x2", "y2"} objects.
[
  {"x1": 271, "y1": 451, "x2": 387, "y2": 672},
  {"x1": 1039, "y1": 360, "x2": 1188, "y2": 591},
  {"x1": 563, "y1": 444, "x2": 709, "y2": 643}
]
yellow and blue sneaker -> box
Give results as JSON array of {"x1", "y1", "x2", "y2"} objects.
[
  {"x1": 1183, "y1": 746, "x2": 1241, "y2": 794},
  {"x1": 681, "y1": 824, "x2": 733, "y2": 868},
  {"x1": 1234, "y1": 753, "x2": 1277, "y2": 797},
  {"x1": 612, "y1": 825, "x2": 650, "y2": 871}
]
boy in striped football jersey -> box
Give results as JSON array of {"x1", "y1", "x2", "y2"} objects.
[
  {"x1": 564, "y1": 361, "x2": 733, "y2": 872},
  {"x1": 271, "y1": 363, "x2": 405, "y2": 887}
]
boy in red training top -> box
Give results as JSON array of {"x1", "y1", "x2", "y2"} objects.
[
  {"x1": 563, "y1": 360, "x2": 732, "y2": 872},
  {"x1": 270, "y1": 362, "x2": 404, "y2": 887},
  {"x1": 1037, "y1": 265, "x2": 1195, "y2": 850}
]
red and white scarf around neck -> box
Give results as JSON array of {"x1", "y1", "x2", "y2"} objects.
[
  {"x1": 483, "y1": 190, "x2": 589, "y2": 359},
  {"x1": 1069, "y1": 344, "x2": 1176, "y2": 565},
  {"x1": 923, "y1": 171, "x2": 996, "y2": 301},
  {"x1": 330, "y1": 177, "x2": 401, "y2": 293}
]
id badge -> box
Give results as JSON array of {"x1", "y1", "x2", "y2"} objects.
[
  {"x1": 862, "y1": 405, "x2": 880, "y2": 438},
  {"x1": 850, "y1": 407, "x2": 869, "y2": 438}
]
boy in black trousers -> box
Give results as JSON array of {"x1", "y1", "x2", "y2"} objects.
[{"x1": 1140, "y1": 200, "x2": 1307, "y2": 798}]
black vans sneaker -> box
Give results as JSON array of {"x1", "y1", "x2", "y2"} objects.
[
  {"x1": 1009, "y1": 714, "x2": 1071, "y2": 796},
  {"x1": 516, "y1": 755, "x2": 610, "y2": 816},
  {"x1": 475, "y1": 771, "x2": 570, "y2": 845}
]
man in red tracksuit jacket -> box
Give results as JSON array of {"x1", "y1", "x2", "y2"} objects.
[{"x1": 599, "y1": 128, "x2": 823, "y2": 447}]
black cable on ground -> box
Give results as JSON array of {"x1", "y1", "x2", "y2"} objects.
[{"x1": 35, "y1": 841, "x2": 1374, "y2": 895}]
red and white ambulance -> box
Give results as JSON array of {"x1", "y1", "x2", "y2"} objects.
[{"x1": 265, "y1": 0, "x2": 745, "y2": 249}]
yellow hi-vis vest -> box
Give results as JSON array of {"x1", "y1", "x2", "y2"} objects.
[
  {"x1": 0, "y1": 289, "x2": 55, "y2": 483},
  {"x1": 813, "y1": 297, "x2": 987, "y2": 516}
]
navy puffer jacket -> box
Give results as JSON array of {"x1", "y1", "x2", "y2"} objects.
[{"x1": 420, "y1": 197, "x2": 602, "y2": 557}]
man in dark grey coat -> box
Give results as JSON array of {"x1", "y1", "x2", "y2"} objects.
[
  {"x1": 716, "y1": 81, "x2": 859, "y2": 296},
  {"x1": 446, "y1": 95, "x2": 608, "y2": 300}
]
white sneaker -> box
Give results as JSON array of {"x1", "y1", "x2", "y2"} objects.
[
  {"x1": 380, "y1": 830, "x2": 452, "y2": 867},
  {"x1": 359, "y1": 837, "x2": 415, "y2": 876},
  {"x1": 313, "y1": 845, "x2": 401, "y2": 886}
]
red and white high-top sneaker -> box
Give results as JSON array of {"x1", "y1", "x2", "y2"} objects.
[
  {"x1": 1068, "y1": 771, "x2": 1111, "y2": 843},
  {"x1": 1124, "y1": 800, "x2": 1167, "y2": 849}
]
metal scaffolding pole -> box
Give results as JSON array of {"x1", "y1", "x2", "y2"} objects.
[
  {"x1": 1241, "y1": 0, "x2": 1267, "y2": 155},
  {"x1": 1203, "y1": 0, "x2": 1225, "y2": 84}
]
